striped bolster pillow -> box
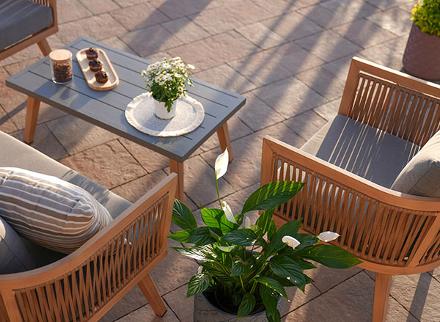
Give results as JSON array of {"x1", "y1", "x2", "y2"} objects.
[{"x1": 0, "y1": 167, "x2": 112, "y2": 254}]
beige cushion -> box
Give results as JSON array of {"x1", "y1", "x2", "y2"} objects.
[
  {"x1": 301, "y1": 115, "x2": 421, "y2": 188},
  {"x1": 391, "y1": 131, "x2": 440, "y2": 197}
]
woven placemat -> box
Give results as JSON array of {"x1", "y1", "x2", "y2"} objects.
[{"x1": 125, "y1": 93, "x2": 205, "y2": 137}]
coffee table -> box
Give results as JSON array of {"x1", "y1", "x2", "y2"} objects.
[{"x1": 6, "y1": 37, "x2": 246, "y2": 200}]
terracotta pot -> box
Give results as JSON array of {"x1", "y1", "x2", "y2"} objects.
[
  {"x1": 151, "y1": 96, "x2": 177, "y2": 119},
  {"x1": 403, "y1": 24, "x2": 440, "y2": 81},
  {"x1": 193, "y1": 293, "x2": 268, "y2": 322}
]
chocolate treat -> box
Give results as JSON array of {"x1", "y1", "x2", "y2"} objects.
[
  {"x1": 95, "y1": 71, "x2": 108, "y2": 84},
  {"x1": 52, "y1": 61, "x2": 72, "y2": 83},
  {"x1": 86, "y1": 47, "x2": 98, "y2": 60},
  {"x1": 88, "y1": 59, "x2": 102, "y2": 72}
]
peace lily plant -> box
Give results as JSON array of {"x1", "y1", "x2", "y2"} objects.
[{"x1": 170, "y1": 149, "x2": 361, "y2": 321}]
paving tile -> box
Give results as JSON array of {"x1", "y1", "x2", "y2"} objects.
[
  {"x1": 313, "y1": 98, "x2": 341, "y2": 121},
  {"x1": 332, "y1": 19, "x2": 399, "y2": 48},
  {"x1": 237, "y1": 92, "x2": 284, "y2": 131},
  {"x1": 60, "y1": 140, "x2": 147, "y2": 189},
  {"x1": 58, "y1": 14, "x2": 127, "y2": 44},
  {"x1": 296, "y1": 67, "x2": 346, "y2": 101},
  {"x1": 58, "y1": 0, "x2": 92, "y2": 24},
  {"x1": 6, "y1": 103, "x2": 66, "y2": 131},
  {"x1": 366, "y1": 0, "x2": 408, "y2": 10},
  {"x1": 201, "y1": 123, "x2": 305, "y2": 190},
  {"x1": 279, "y1": 284, "x2": 321, "y2": 316},
  {"x1": 150, "y1": 0, "x2": 222, "y2": 19},
  {"x1": 101, "y1": 37, "x2": 137, "y2": 54},
  {"x1": 110, "y1": 3, "x2": 170, "y2": 31},
  {"x1": 255, "y1": 77, "x2": 328, "y2": 118},
  {"x1": 252, "y1": 0, "x2": 307, "y2": 15},
  {"x1": 111, "y1": 170, "x2": 168, "y2": 202},
  {"x1": 183, "y1": 155, "x2": 235, "y2": 207},
  {"x1": 121, "y1": 24, "x2": 183, "y2": 57},
  {"x1": 168, "y1": 31, "x2": 256, "y2": 71},
  {"x1": 227, "y1": 0, "x2": 274, "y2": 26},
  {"x1": 261, "y1": 12, "x2": 323, "y2": 42},
  {"x1": 163, "y1": 284, "x2": 194, "y2": 322},
  {"x1": 79, "y1": 0, "x2": 120, "y2": 15},
  {"x1": 0, "y1": 45, "x2": 41, "y2": 68},
  {"x1": 295, "y1": 30, "x2": 362, "y2": 62},
  {"x1": 283, "y1": 272, "x2": 417, "y2": 322},
  {"x1": 113, "y1": 0, "x2": 147, "y2": 7},
  {"x1": 236, "y1": 22, "x2": 285, "y2": 49},
  {"x1": 283, "y1": 110, "x2": 328, "y2": 141},
  {"x1": 308, "y1": 265, "x2": 363, "y2": 293},
  {"x1": 358, "y1": 41, "x2": 404, "y2": 71},
  {"x1": 366, "y1": 7, "x2": 412, "y2": 36},
  {"x1": 0, "y1": 106, "x2": 17, "y2": 134},
  {"x1": 161, "y1": 17, "x2": 210, "y2": 43},
  {"x1": 47, "y1": 115, "x2": 119, "y2": 154},
  {"x1": 100, "y1": 287, "x2": 147, "y2": 322},
  {"x1": 189, "y1": 6, "x2": 244, "y2": 35},
  {"x1": 194, "y1": 64, "x2": 256, "y2": 94},
  {"x1": 321, "y1": 55, "x2": 353, "y2": 80},
  {"x1": 114, "y1": 302, "x2": 179, "y2": 321},
  {"x1": 11, "y1": 125, "x2": 68, "y2": 160},
  {"x1": 119, "y1": 138, "x2": 169, "y2": 173},
  {"x1": 390, "y1": 273, "x2": 440, "y2": 321}
]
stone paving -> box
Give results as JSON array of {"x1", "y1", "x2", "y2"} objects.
[{"x1": 0, "y1": 0, "x2": 439, "y2": 321}]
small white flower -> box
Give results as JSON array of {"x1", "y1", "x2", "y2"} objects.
[
  {"x1": 243, "y1": 216, "x2": 252, "y2": 228},
  {"x1": 221, "y1": 201, "x2": 236, "y2": 224},
  {"x1": 317, "y1": 231, "x2": 340, "y2": 242},
  {"x1": 282, "y1": 236, "x2": 300, "y2": 249},
  {"x1": 215, "y1": 148, "x2": 229, "y2": 180}
]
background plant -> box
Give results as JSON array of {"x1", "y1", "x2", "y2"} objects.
[
  {"x1": 170, "y1": 149, "x2": 361, "y2": 322},
  {"x1": 412, "y1": 0, "x2": 440, "y2": 36},
  {"x1": 141, "y1": 57, "x2": 194, "y2": 112}
]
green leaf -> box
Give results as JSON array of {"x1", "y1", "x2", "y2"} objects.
[
  {"x1": 200, "y1": 208, "x2": 235, "y2": 235},
  {"x1": 172, "y1": 200, "x2": 197, "y2": 230},
  {"x1": 231, "y1": 260, "x2": 246, "y2": 276},
  {"x1": 266, "y1": 220, "x2": 301, "y2": 254},
  {"x1": 202, "y1": 261, "x2": 230, "y2": 278},
  {"x1": 255, "y1": 276, "x2": 287, "y2": 298},
  {"x1": 223, "y1": 229, "x2": 257, "y2": 246},
  {"x1": 301, "y1": 244, "x2": 362, "y2": 268},
  {"x1": 296, "y1": 259, "x2": 316, "y2": 270},
  {"x1": 169, "y1": 230, "x2": 190, "y2": 242},
  {"x1": 173, "y1": 246, "x2": 211, "y2": 261},
  {"x1": 270, "y1": 256, "x2": 303, "y2": 278},
  {"x1": 256, "y1": 208, "x2": 277, "y2": 237},
  {"x1": 237, "y1": 293, "x2": 256, "y2": 317},
  {"x1": 241, "y1": 181, "x2": 303, "y2": 214},
  {"x1": 215, "y1": 245, "x2": 235, "y2": 253},
  {"x1": 187, "y1": 273, "x2": 211, "y2": 296},
  {"x1": 259, "y1": 285, "x2": 281, "y2": 322},
  {"x1": 188, "y1": 227, "x2": 216, "y2": 246}
]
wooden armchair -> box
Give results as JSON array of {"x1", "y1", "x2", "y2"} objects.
[
  {"x1": 260, "y1": 57, "x2": 440, "y2": 321},
  {"x1": 0, "y1": 0, "x2": 58, "y2": 61},
  {"x1": 0, "y1": 174, "x2": 177, "y2": 322}
]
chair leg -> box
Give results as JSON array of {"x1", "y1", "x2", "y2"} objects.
[
  {"x1": 138, "y1": 273, "x2": 167, "y2": 317},
  {"x1": 372, "y1": 273, "x2": 393, "y2": 322},
  {"x1": 37, "y1": 39, "x2": 52, "y2": 56},
  {"x1": 24, "y1": 97, "x2": 41, "y2": 144}
]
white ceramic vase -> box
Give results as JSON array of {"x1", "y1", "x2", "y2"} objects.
[{"x1": 153, "y1": 98, "x2": 177, "y2": 120}]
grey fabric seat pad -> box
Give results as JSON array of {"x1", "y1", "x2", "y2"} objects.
[
  {"x1": 301, "y1": 115, "x2": 421, "y2": 188},
  {"x1": 0, "y1": 131, "x2": 131, "y2": 267},
  {"x1": 0, "y1": 0, "x2": 53, "y2": 50}
]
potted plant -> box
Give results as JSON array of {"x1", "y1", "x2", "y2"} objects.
[
  {"x1": 170, "y1": 149, "x2": 361, "y2": 322},
  {"x1": 141, "y1": 57, "x2": 194, "y2": 119},
  {"x1": 403, "y1": 0, "x2": 440, "y2": 80}
]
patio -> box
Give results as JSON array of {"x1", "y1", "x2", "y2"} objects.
[{"x1": 0, "y1": 0, "x2": 438, "y2": 321}]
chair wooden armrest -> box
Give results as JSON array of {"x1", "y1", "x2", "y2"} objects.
[
  {"x1": 338, "y1": 57, "x2": 440, "y2": 146},
  {"x1": 0, "y1": 174, "x2": 177, "y2": 322},
  {"x1": 261, "y1": 136, "x2": 440, "y2": 275}
]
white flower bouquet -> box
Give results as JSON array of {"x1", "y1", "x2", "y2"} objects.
[{"x1": 141, "y1": 57, "x2": 194, "y2": 112}]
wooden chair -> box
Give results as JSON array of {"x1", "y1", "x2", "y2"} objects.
[
  {"x1": 0, "y1": 0, "x2": 58, "y2": 61},
  {"x1": 260, "y1": 57, "x2": 440, "y2": 321},
  {"x1": 0, "y1": 174, "x2": 177, "y2": 322}
]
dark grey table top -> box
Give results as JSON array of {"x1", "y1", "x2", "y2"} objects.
[{"x1": 6, "y1": 37, "x2": 246, "y2": 161}]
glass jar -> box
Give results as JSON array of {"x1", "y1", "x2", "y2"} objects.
[{"x1": 49, "y1": 49, "x2": 73, "y2": 83}]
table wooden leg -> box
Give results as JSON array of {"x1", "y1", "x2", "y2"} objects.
[
  {"x1": 217, "y1": 122, "x2": 233, "y2": 162},
  {"x1": 24, "y1": 97, "x2": 41, "y2": 144},
  {"x1": 169, "y1": 160, "x2": 184, "y2": 201}
]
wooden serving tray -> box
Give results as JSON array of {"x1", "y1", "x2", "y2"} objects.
[{"x1": 76, "y1": 48, "x2": 119, "y2": 91}]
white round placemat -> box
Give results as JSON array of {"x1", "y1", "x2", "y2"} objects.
[{"x1": 125, "y1": 93, "x2": 205, "y2": 137}]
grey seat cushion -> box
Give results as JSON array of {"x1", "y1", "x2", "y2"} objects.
[
  {"x1": 301, "y1": 115, "x2": 421, "y2": 188},
  {"x1": 0, "y1": 131, "x2": 131, "y2": 268},
  {"x1": 392, "y1": 130, "x2": 440, "y2": 197},
  {"x1": 0, "y1": 0, "x2": 53, "y2": 50}
]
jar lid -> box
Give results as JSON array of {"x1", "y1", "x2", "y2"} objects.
[{"x1": 49, "y1": 49, "x2": 72, "y2": 62}]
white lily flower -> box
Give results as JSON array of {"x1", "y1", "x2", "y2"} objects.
[
  {"x1": 317, "y1": 231, "x2": 340, "y2": 242},
  {"x1": 215, "y1": 149, "x2": 229, "y2": 180},
  {"x1": 282, "y1": 236, "x2": 300, "y2": 249},
  {"x1": 243, "y1": 216, "x2": 252, "y2": 228},
  {"x1": 221, "y1": 201, "x2": 236, "y2": 224}
]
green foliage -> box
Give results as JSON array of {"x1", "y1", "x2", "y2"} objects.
[
  {"x1": 170, "y1": 176, "x2": 361, "y2": 321},
  {"x1": 412, "y1": 0, "x2": 440, "y2": 37}
]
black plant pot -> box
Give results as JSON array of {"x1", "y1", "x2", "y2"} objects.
[{"x1": 403, "y1": 24, "x2": 440, "y2": 81}]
